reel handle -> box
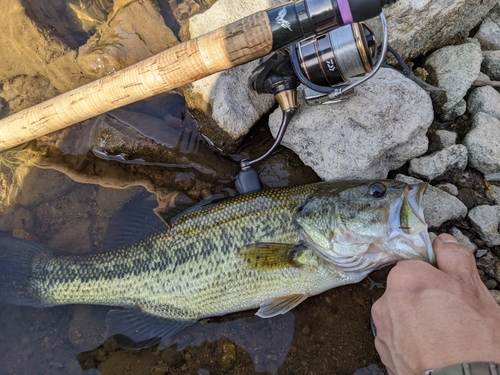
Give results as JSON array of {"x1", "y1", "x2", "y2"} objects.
[{"x1": 0, "y1": 0, "x2": 393, "y2": 151}]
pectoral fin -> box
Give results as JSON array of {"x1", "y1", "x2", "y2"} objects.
[
  {"x1": 240, "y1": 243, "x2": 305, "y2": 270},
  {"x1": 256, "y1": 294, "x2": 308, "y2": 318}
]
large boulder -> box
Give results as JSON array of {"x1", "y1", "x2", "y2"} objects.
[
  {"x1": 268, "y1": 68, "x2": 433, "y2": 181},
  {"x1": 180, "y1": 0, "x2": 286, "y2": 153},
  {"x1": 371, "y1": 0, "x2": 498, "y2": 61}
]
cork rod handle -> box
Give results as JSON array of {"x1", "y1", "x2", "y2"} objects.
[{"x1": 0, "y1": 11, "x2": 273, "y2": 151}]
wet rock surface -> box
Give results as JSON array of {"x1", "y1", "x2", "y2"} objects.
[{"x1": 77, "y1": 0, "x2": 179, "y2": 78}]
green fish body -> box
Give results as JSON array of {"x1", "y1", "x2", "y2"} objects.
[{"x1": 0, "y1": 180, "x2": 434, "y2": 344}]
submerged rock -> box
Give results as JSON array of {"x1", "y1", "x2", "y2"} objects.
[
  {"x1": 77, "y1": 0, "x2": 179, "y2": 78},
  {"x1": 0, "y1": 0, "x2": 85, "y2": 98},
  {"x1": 269, "y1": 68, "x2": 432, "y2": 181}
]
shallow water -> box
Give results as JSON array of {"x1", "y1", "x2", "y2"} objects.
[{"x1": 0, "y1": 1, "x2": 387, "y2": 374}]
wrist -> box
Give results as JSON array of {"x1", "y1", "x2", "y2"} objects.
[{"x1": 421, "y1": 362, "x2": 500, "y2": 375}]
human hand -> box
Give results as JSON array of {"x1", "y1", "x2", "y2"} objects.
[{"x1": 371, "y1": 233, "x2": 500, "y2": 375}]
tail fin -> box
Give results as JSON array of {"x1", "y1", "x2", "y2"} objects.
[{"x1": 0, "y1": 233, "x2": 53, "y2": 307}]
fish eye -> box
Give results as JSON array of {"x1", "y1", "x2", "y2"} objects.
[{"x1": 369, "y1": 182, "x2": 386, "y2": 198}]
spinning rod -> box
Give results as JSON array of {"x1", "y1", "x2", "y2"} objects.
[{"x1": 0, "y1": 0, "x2": 395, "y2": 151}]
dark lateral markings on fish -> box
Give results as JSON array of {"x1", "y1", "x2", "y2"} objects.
[{"x1": 0, "y1": 179, "x2": 434, "y2": 348}]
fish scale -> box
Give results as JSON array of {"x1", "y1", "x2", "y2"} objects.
[
  {"x1": 0, "y1": 180, "x2": 433, "y2": 345},
  {"x1": 31, "y1": 184, "x2": 319, "y2": 315}
]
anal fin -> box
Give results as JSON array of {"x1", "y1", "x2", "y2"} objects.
[
  {"x1": 106, "y1": 308, "x2": 196, "y2": 349},
  {"x1": 256, "y1": 294, "x2": 308, "y2": 318}
]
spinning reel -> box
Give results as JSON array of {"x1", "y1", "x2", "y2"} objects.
[{"x1": 236, "y1": 14, "x2": 388, "y2": 194}]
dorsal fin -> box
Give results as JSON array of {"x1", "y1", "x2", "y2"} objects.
[
  {"x1": 161, "y1": 193, "x2": 227, "y2": 226},
  {"x1": 102, "y1": 196, "x2": 166, "y2": 249}
]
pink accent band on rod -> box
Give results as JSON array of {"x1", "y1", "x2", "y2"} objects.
[{"x1": 337, "y1": 0, "x2": 354, "y2": 24}]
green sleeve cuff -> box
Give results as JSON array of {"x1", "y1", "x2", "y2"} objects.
[{"x1": 422, "y1": 362, "x2": 500, "y2": 375}]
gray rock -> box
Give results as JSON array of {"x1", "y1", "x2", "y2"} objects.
[
  {"x1": 476, "y1": 249, "x2": 489, "y2": 258},
  {"x1": 440, "y1": 99, "x2": 467, "y2": 122},
  {"x1": 435, "y1": 130, "x2": 457, "y2": 148},
  {"x1": 180, "y1": 0, "x2": 286, "y2": 153},
  {"x1": 482, "y1": 51, "x2": 500, "y2": 81},
  {"x1": 395, "y1": 175, "x2": 468, "y2": 229},
  {"x1": 408, "y1": 144, "x2": 468, "y2": 183},
  {"x1": 475, "y1": 2, "x2": 500, "y2": 50},
  {"x1": 467, "y1": 85, "x2": 500, "y2": 120},
  {"x1": 436, "y1": 183, "x2": 458, "y2": 196},
  {"x1": 476, "y1": 252, "x2": 500, "y2": 283},
  {"x1": 423, "y1": 43, "x2": 483, "y2": 113},
  {"x1": 476, "y1": 71, "x2": 492, "y2": 81},
  {"x1": 486, "y1": 172, "x2": 500, "y2": 181},
  {"x1": 367, "y1": 0, "x2": 497, "y2": 61},
  {"x1": 449, "y1": 227, "x2": 478, "y2": 253},
  {"x1": 462, "y1": 112, "x2": 500, "y2": 175},
  {"x1": 268, "y1": 68, "x2": 432, "y2": 181},
  {"x1": 468, "y1": 205, "x2": 500, "y2": 246},
  {"x1": 493, "y1": 185, "x2": 500, "y2": 204}
]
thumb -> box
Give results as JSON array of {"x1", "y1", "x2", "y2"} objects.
[{"x1": 432, "y1": 234, "x2": 478, "y2": 282}]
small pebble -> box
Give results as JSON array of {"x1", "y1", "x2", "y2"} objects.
[
  {"x1": 476, "y1": 249, "x2": 489, "y2": 258},
  {"x1": 483, "y1": 279, "x2": 498, "y2": 289},
  {"x1": 301, "y1": 325, "x2": 311, "y2": 335},
  {"x1": 437, "y1": 183, "x2": 458, "y2": 196}
]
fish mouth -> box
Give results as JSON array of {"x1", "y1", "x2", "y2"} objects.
[{"x1": 399, "y1": 183, "x2": 435, "y2": 264}]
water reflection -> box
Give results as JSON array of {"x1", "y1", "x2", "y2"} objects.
[{"x1": 77, "y1": 313, "x2": 295, "y2": 375}]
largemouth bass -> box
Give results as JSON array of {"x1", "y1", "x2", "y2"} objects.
[{"x1": 0, "y1": 180, "x2": 434, "y2": 345}]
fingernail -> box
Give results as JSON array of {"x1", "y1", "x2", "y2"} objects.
[{"x1": 436, "y1": 233, "x2": 459, "y2": 243}]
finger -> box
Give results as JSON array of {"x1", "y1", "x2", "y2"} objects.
[
  {"x1": 374, "y1": 337, "x2": 397, "y2": 375},
  {"x1": 371, "y1": 296, "x2": 390, "y2": 336},
  {"x1": 433, "y1": 234, "x2": 478, "y2": 283},
  {"x1": 386, "y1": 259, "x2": 439, "y2": 291}
]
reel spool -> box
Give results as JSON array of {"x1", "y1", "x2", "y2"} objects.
[{"x1": 290, "y1": 13, "x2": 388, "y2": 103}]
